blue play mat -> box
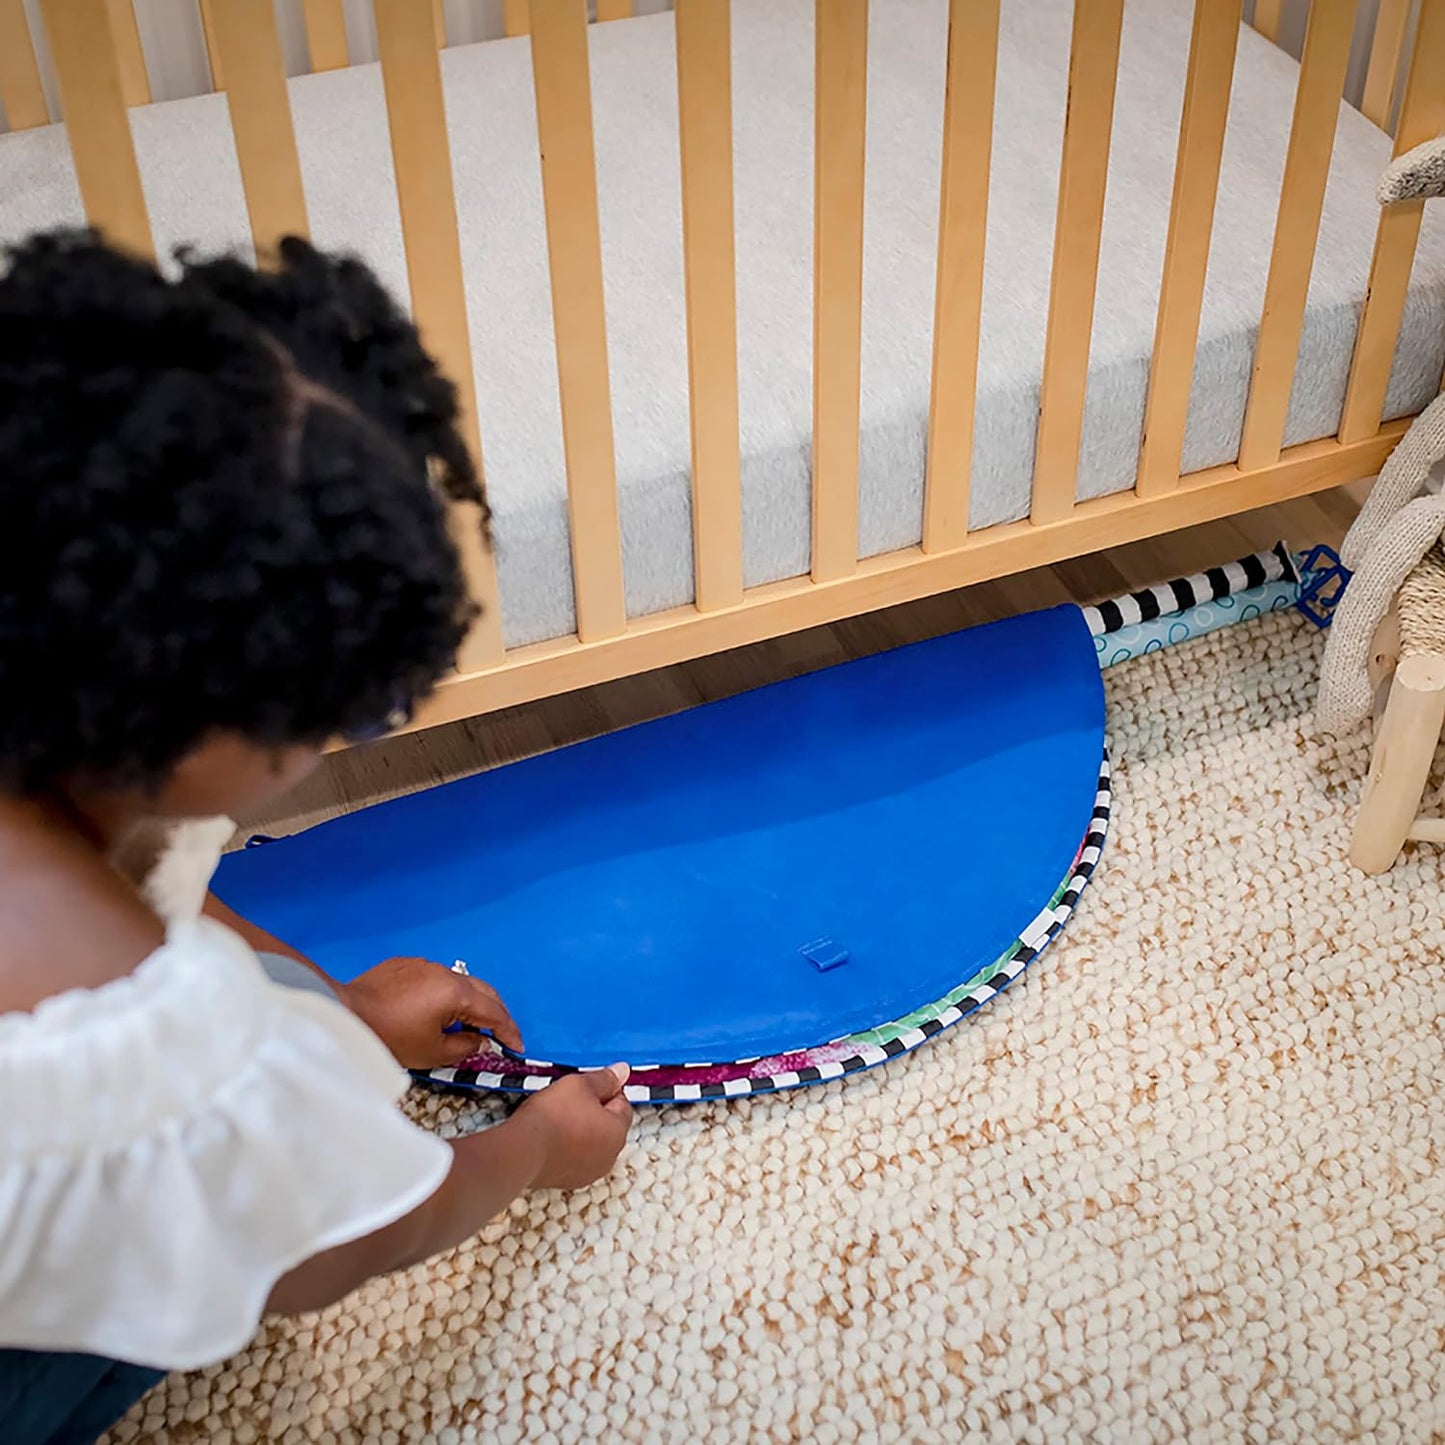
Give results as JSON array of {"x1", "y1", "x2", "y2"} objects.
[{"x1": 215, "y1": 602, "x2": 1105, "y2": 1068}]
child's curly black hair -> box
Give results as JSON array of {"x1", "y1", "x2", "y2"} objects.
[{"x1": 0, "y1": 230, "x2": 488, "y2": 795}]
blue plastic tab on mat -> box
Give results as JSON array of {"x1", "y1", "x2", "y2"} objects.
[
  {"x1": 800, "y1": 937, "x2": 849, "y2": 973},
  {"x1": 215, "y1": 605, "x2": 1105, "y2": 1066}
]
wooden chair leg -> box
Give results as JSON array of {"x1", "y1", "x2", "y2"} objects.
[
  {"x1": 1367, "y1": 603, "x2": 1401, "y2": 699},
  {"x1": 1351, "y1": 653, "x2": 1445, "y2": 874}
]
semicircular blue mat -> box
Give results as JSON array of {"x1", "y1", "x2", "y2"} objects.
[{"x1": 215, "y1": 603, "x2": 1105, "y2": 1067}]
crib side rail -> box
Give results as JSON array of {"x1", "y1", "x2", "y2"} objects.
[
  {"x1": 0, "y1": 0, "x2": 48, "y2": 130},
  {"x1": 439, "y1": 0, "x2": 1442, "y2": 719},
  {"x1": 1137, "y1": 0, "x2": 1244, "y2": 497},
  {"x1": 811, "y1": 0, "x2": 868, "y2": 584},
  {"x1": 37, "y1": 0, "x2": 151, "y2": 258},
  {"x1": 373, "y1": 0, "x2": 505, "y2": 668},
  {"x1": 528, "y1": 0, "x2": 627, "y2": 643},
  {"x1": 510, "y1": 0, "x2": 633, "y2": 34},
  {"x1": 301, "y1": 0, "x2": 351, "y2": 72},
  {"x1": 1238, "y1": 0, "x2": 1358, "y2": 473},
  {"x1": 11, "y1": 0, "x2": 1445, "y2": 731},
  {"x1": 1030, "y1": 0, "x2": 1125, "y2": 526},
  {"x1": 922, "y1": 0, "x2": 998, "y2": 555},
  {"x1": 205, "y1": 0, "x2": 309, "y2": 255},
  {"x1": 675, "y1": 0, "x2": 743, "y2": 610},
  {"x1": 1340, "y1": 0, "x2": 1445, "y2": 442}
]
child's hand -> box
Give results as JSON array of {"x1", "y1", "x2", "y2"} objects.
[
  {"x1": 515, "y1": 1065, "x2": 634, "y2": 1189},
  {"x1": 341, "y1": 956, "x2": 523, "y2": 1069}
]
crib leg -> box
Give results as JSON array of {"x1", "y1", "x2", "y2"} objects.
[{"x1": 1351, "y1": 654, "x2": 1445, "y2": 874}]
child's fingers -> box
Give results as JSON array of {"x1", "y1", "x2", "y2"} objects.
[
  {"x1": 451, "y1": 977, "x2": 524, "y2": 1052},
  {"x1": 439, "y1": 1029, "x2": 492, "y2": 1066},
  {"x1": 584, "y1": 1063, "x2": 630, "y2": 1103}
]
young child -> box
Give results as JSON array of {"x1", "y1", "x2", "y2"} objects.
[{"x1": 0, "y1": 231, "x2": 633, "y2": 1444}]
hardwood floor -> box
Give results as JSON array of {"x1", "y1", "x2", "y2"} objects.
[{"x1": 245, "y1": 486, "x2": 1363, "y2": 836}]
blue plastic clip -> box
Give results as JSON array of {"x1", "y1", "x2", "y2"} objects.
[
  {"x1": 800, "y1": 937, "x2": 849, "y2": 972},
  {"x1": 1295, "y1": 543, "x2": 1351, "y2": 629}
]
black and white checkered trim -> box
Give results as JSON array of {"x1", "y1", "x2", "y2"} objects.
[
  {"x1": 424, "y1": 752, "x2": 1112, "y2": 1105},
  {"x1": 1082, "y1": 543, "x2": 1296, "y2": 638}
]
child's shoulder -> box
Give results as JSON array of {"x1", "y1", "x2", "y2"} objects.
[{"x1": 0, "y1": 799, "x2": 164, "y2": 1014}]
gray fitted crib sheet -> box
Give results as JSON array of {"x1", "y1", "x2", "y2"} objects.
[{"x1": 3, "y1": 0, "x2": 1443, "y2": 647}]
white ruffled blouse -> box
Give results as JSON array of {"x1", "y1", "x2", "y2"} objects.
[{"x1": 0, "y1": 818, "x2": 452, "y2": 1369}]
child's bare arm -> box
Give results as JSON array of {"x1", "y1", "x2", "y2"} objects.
[
  {"x1": 203, "y1": 892, "x2": 314, "y2": 969},
  {"x1": 265, "y1": 1067, "x2": 632, "y2": 1316},
  {"x1": 203, "y1": 892, "x2": 523, "y2": 1065}
]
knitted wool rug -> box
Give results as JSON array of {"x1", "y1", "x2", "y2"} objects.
[{"x1": 106, "y1": 610, "x2": 1445, "y2": 1444}]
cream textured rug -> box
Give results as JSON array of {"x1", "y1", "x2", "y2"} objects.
[{"x1": 107, "y1": 611, "x2": 1445, "y2": 1444}]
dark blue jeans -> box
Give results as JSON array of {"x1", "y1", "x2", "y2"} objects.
[{"x1": 0, "y1": 1348, "x2": 164, "y2": 1445}]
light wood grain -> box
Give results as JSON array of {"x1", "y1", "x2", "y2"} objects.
[
  {"x1": 1237, "y1": 0, "x2": 1355, "y2": 471},
  {"x1": 374, "y1": 0, "x2": 504, "y2": 670},
  {"x1": 302, "y1": 0, "x2": 349, "y2": 71},
  {"x1": 282, "y1": 483, "x2": 1360, "y2": 832},
  {"x1": 676, "y1": 0, "x2": 743, "y2": 612},
  {"x1": 197, "y1": 0, "x2": 224, "y2": 89},
  {"x1": 281, "y1": 482, "x2": 1364, "y2": 826},
  {"x1": 1252, "y1": 0, "x2": 1284, "y2": 43},
  {"x1": 1368, "y1": 605, "x2": 1402, "y2": 694},
  {"x1": 103, "y1": 0, "x2": 149, "y2": 106},
  {"x1": 0, "y1": 0, "x2": 48, "y2": 128},
  {"x1": 394, "y1": 424, "x2": 1403, "y2": 731},
  {"x1": 811, "y1": 0, "x2": 868, "y2": 582},
  {"x1": 529, "y1": 0, "x2": 626, "y2": 642},
  {"x1": 1137, "y1": 0, "x2": 1243, "y2": 497},
  {"x1": 1352, "y1": 654, "x2": 1445, "y2": 872},
  {"x1": 923, "y1": 0, "x2": 999, "y2": 553},
  {"x1": 432, "y1": 0, "x2": 447, "y2": 47},
  {"x1": 1361, "y1": 0, "x2": 1412, "y2": 130},
  {"x1": 1031, "y1": 0, "x2": 1125, "y2": 525},
  {"x1": 597, "y1": 0, "x2": 632, "y2": 17},
  {"x1": 1339, "y1": 0, "x2": 1445, "y2": 442},
  {"x1": 208, "y1": 0, "x2": 309, "y2": 255},
  {"x1": 280, "y1": 486, "x2": 1358, "y2": 827},
  {"x1": 41, "y1": 0, "x2": 152, "y2": 257},
  {"x1": 504, "y1": 0, "x2": 529, "y2": 37}
]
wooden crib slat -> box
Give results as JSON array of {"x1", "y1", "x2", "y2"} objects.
[
  {"x1": 0, "y1": 0, "x2": 49, "y2": 130},
  {"x1": 812, "y1": 0, "x2": 868, "y2": 583},
  {"x1": 676, "y1": 0, "x2": 743, "y2": 612},
  {"x1": 1030, "y1": 0, "x2": 1125, "y2": 526},
  {"x1": 1252, "y1": 0, "x2": 1284, "y2": 43},
  {"x1": 597, "y1": 0, "x2": 633, "y2": 18},
  {"x1": 408, "y1": 424, "x2": 1406, "y2": 729},
  {"x1": 1236, "y1": 0, "x2": 1355, "y2": 472},
  {"x1": 197, "y1": 0, "x2": 224, "y2": 90},
  {"x1": 1361, "y1": 0, "x2": 1413, "y2": 130},
  {"x1": 504, "y1": 0, "x2": 529, "y2": 38},
  {"x1": 103, "y1": 0, "x2": 150, "y2": 107},
  {"x1": 375, "y1": 0, "x2": 505, "y2": 669},
  {"x1": 41, "y1": 0, "x2": 152, "y2": 257},
  {"x1": 922, "y1": 0, "x2": 998, "y2": 553},
  {"x1": 303, "y1": 0, "x2": 350, "y2": 72},
  {"x1": 1339, "y1": 0, "x2": 1445, "y2": 442},
  {"x1": 1137, "y1": 0, "x2": 1243, "y2": 498},
  {"x1": 208, "y1": 0, "x2": 309, "y2": 255},
  {"x1": 529, "y1": 0, "x2": 627, "y2": 642},
  {"x1": 433, "y1": 0, "x2": 447, "y2": 47}
]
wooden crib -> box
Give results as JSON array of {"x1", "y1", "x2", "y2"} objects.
[{"x1": 2, "y1": 0, "x2": 1443, "y2": 736}]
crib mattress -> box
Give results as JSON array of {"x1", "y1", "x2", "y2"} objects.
[{"x1": 3, "y1": 0, "x2": 1443, "y2": 649}]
